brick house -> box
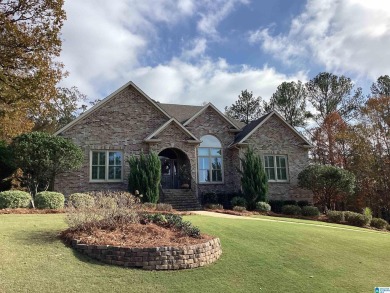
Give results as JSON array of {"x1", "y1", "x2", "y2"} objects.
[{"x1": 55, "y1": 81, "x2": 312, "y2": 209}]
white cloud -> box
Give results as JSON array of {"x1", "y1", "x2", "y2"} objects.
[
  {"x1": 250, "y1": 0, "x2": 390, "y2": 78},
  {"x1": 131, "y1": 58, "x2": 307, "y2": 110}
]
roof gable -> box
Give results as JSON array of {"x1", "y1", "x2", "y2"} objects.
[
  {"x1": 157, "y1": 103, "x2": 203, "y2": 123},
  {"x1": 54, "y1": 81, "x2": 171, "y2": 135},
  {"x1": 232, "y1": 111, "x2": 312, "y2": 147},
  {"x1": 183, "y1": 103, "x2": 240, "y2": 129},
  {"x1": 144, "y1": 118, "x2": 200, "y2": 143}
]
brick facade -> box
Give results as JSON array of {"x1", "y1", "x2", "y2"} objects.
[{"x1": 55, "y1": 82, "x2": 312, "y2": 203}]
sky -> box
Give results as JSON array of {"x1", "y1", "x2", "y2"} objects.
[{"x1": 59, "y1": 0, "x2": 390, "y2": 110}]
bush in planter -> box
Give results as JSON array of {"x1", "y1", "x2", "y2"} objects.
[
  {"x1": 68, "y1": 193, "x2": 94, "y2": 208},
  {"x1": 281, "y1": 205, "x2": 301, "y2": 215},
  {"x1": 0, "y1": 190, "x2": 31, "y2": 209},
  {"x1": 327, "y1": 211, "x2": 344, "y2": 223},
  {"x1": 231, "y1": 196, "x2": 247, "y2": 208},
  {"x1": 269, "y1": 200, "x2": 284, "y2": 213},
  {"x1": 255, "y1": 201, "x2": 271, "y2": 212},
  {"x1": 35, "y1": 191, "x2": 65, "y2": 209},
  {"x1": 156, "y1": 203, "x2": 173, "y2": 212},
  {"x1": 370, "y1": 217, "x2": 388, "y2": 229},
  {"x1": 205, "y1": 203, "x2": 223, "y2": 210},
  {"x1": 232, "y1": 206, "x2": 246, "y2": 212},
  {"x1": 301, "y1": 206, "x2": 320, "y2": 217},
  {"x1": 344, "y1": 211, "x2": 371, "y2": 227}
]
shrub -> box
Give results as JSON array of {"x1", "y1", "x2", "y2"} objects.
[
  {"x1": 297, "y1": 200, "x2": 310, "y2": 207},
  {"x1": 370, "y1": 217, "x2": 388, "y2": 230},
  {"x1": 205, "y1": 203, "x2": 223, "y2": 210},
  {"x1": 156, "y1": 203, "x2": 173, "y2": 212},
  {"x1": 0, "y1": 190, "x2": 31, "y2": 209},
  {"x1": 327, "y1": 211, "x2": 344, "y2": 223},
  {"x1": 255, "y1": 201, "x2": 271, "y2": 212},
  {"x1": 35, "y1": 191, "x2": 65, "y2": 209},
  {"x1": 232, "y1": 206, "x2": 246, "y2": 212},
  {"x1": 269, "y1": 200, "x2": 284, "y2": 213},
  {"x1": 344, "y1": 211, "x2": 371, "y2": 227},
  {"x1": 284, "y1": 200, "x2": 297, "y2": 206},
  {"x1": 65, "y1": 191, "x2": 140, "y2": 230},
  {"x1": 142, "y1": 202, "x2": 157, "y2": 210},
  {"x1": 231, "y1": 196, "x2": 247, "y2": 208},
  {"x1": 362, "y1": 207, "x2": 373, "y2": 221},
  {"x1": 301, "y1": 206, "x2": 320, "y2": 217},
  {"x1": 387, "y1": 224, "x2": 390, "y2": 231},
  {"x1": 68, "y1": 193, "x2": 94, "y2": 208},
  {"x1": 281, "y1": 205, "x2": 301, "y2": 215},
  {"x1": 203, "y1": 192, "x2": 218, "y2": 204}
]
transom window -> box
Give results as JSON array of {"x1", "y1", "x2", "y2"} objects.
[
  {"x1": 91, "y1": 151, "x2": 122, "y2": 181},
  {"x1": 264, "y1": 155, "x2": 288, "y2": 182},
  {"x1": 198, "y1": 135, "x2": 223, "y2": 183}
]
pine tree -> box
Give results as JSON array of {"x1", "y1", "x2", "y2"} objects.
[
  {"x1": 239, "y1": 147, "x2": 268, "y2": 210},
  {"x1": 225, "y1": 90, "x2": 263, "y2": 124}
]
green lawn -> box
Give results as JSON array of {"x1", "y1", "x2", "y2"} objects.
[{"x1": 1, "y1": 214, "x2": 390, "y2": 293}]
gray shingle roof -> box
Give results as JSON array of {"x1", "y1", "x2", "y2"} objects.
[
  {"x1": 158, "y1": 103, "x2": 204, "y2": 123},
  {"x1": 233, "y1": 112, "x2": 273, "y2": 144}
]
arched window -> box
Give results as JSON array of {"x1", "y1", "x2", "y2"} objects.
[{"x1": 198, "y1": 135, "x2": 223, "y2": 183}]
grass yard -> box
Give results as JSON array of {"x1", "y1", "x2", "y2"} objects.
[{"x1": 1, "y1": 214, "x2": 390, "y2": 293}]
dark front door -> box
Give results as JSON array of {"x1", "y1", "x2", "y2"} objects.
[{"x1": 160, "y1": 158, "x2": 179, "y2": 189}]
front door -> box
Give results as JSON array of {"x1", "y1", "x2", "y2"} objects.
[{"x1": 160, "y1": 158, "x2": 179, "y2": 189}]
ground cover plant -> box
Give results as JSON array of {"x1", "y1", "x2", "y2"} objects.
[{"x1": 1, "y1": 213, "x2": 390, "y2": 292}]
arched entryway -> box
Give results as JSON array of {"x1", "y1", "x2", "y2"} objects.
[{"x1": 158, "y1": 148, "x2": 191, "y2": 189}]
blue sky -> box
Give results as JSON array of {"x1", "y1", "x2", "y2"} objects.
[{"x1": 59, "y1": 0, "x2": 390, "y2": 110}]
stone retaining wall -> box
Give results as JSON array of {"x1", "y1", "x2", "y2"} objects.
[{"x1": 71, "y1": 238, "x2": 222, "y2": 270}]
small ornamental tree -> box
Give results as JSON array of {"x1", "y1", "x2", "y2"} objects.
[
  {"x1": 298, "y1": 164, "x2": 355, "y2": 211},
  {"x1": 239, "y1": 147, "x2": 268, "y2": 210},
  {"x1": 128, "y1": 152, "x2": 161, "y2": 203},
  {"x1": 10, "y1": 132, "x2": 83, "y2": 207}
]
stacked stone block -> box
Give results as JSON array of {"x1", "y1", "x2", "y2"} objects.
[{"x1": 71, "y1": 238, "x2": 222, "y2": 270}]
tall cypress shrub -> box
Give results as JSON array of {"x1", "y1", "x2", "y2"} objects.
[
  {"x1": 128, "y1": 152, "x2": 161, "y2": 203},
  {"x1": 239, "y1": 147, "x2": 268, "y2": 210}
]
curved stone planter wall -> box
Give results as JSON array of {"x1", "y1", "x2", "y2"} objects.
[{"x1": 71, "y1": 238, "x2": 222, "y2": 270}]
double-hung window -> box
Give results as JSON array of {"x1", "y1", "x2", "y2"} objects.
[
  {"x1": 91, "y1": 151, "x2": 123, "y2": 181},
  {"x1": 264, "y1": 155, "x2": 288, "y2": 182},
  {"x1": 198, "y1": 135, "x2": 223, "y2": 183}
]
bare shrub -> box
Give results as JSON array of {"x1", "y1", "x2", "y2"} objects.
[
  {"x1": 65, "y1": 191, "x2": 141, "y2": 231},
  {"x1": 156, "y1": 203, "x2": 173, "y2": 212}
]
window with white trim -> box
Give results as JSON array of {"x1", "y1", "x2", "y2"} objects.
[
  {"x1": 91, "y1": 151, "x2": 122, "y2": 181},
  {"x1": 198, "y1": 135, "x2": 223, "y2": 183},
  {"x1": 264, "y1": 155, "x2": 288, "y2": 181}
]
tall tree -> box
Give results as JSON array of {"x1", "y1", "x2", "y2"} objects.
[
  {"x1": 32, "y1": 87, "x2": 87, "y2": 133},
  {"x1": 264, "y1": 81, "x2": 311, "y2": 127},
  {"x1": 306, "y1": 72, "x2": 364, "y2": 122},
  {"x1": 306, "y1": 72, "x2": 364, "y2": 166},
  {"x1": 0, "y1": 0, "x2": 66, "y2": 141},
  {"x1": 225, "y1": 90, "x2": 263, "y2": 124},
  {"x1": 370, "y1": 75, "x2": 390, "y2": 97}
]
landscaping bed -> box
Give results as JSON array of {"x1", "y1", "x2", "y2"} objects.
[{"x1": 0, "y1": 208, "x2": 65, "y2": 214}]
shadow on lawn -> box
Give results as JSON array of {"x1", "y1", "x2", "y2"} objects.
[{"x1": 13, "y1": 229, "x2": 61, "y2": 245}]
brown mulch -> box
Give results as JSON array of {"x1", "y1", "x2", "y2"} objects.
[
  {"x1": 61, "y1": 223, "x2": 212, "y2": 248},
  {"x1": 0, "y1": 208, "x2": 65, "y2": 214}
]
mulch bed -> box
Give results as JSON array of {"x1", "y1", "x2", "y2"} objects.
[
  {"x1": 61, "y1": 223, "x2": 212, "y2": 248},
  {"x1": 0, "y1": 208, "x2": 65, "y2": 214}
]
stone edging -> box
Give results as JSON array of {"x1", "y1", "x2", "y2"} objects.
[{"x1": 71, "y1": 237, "x2": 222, "y2": 270}]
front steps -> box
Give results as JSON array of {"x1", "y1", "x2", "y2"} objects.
[{"x1": 161, "y1": 189, "x2": 202, "y2": 211}]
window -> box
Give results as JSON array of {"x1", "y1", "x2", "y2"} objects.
[
  {"x1": 91, "y1": 151, "x2": 122, "y2": 181},
  {"x1": 198, "y1": 135, "x2": 223, "y2": 183},
  {"x1": 264, "y1": 155, "x2": 288, "y2": 181}
]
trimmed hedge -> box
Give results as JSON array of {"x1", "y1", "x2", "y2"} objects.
[
  {"x1": 156, "y1": 203, "x2": 173, "y2": 212},
  {"x1": 35, "y1": 191, "x2": 65, "y2": 209},
  {"x1": 370, "y1": 217, "x2": 388, "y2": 230},
  {"x1": 205, "y1": 203, "x2": 223, "y2": 210},
  {"x1": 255, "y1": 201, "x2": 271, "y2": 212},
  {"x1": 344, "y1": 211, "x2": 371, "y2": 227},
  {"x1": 231, "y1": 196, "x2": 247, "y2": 208},
  {"x1": 0, "y1": 190, "x2": 31, "y2": 209},
  {"x1": 281, "y1": 205, "x2": 301, "y2": 215},
  {"x1": 68, "y1": 193, "x2": 94, "y2": 208},
  {"x1": 269, "y1": 200, "x2": 284, "y2": 213},
  {"x1": 301, "y1": 206, "x2": 320, "y2": 217},
  {"x1": 327, "y1": 211, "x2": 344, "y2": 223},
  {"x1": 232, "y1": 206, "x2": 246, "y2": 212}
]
